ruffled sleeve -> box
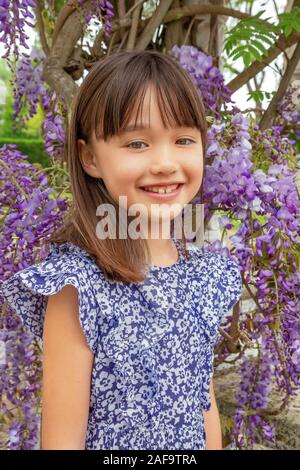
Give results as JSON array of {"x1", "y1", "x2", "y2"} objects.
[
  {"x1": 210, "y1": 253, "x2": 243, "y2": 348},
  {"x1": 198, "y1": 251, "x2": 243, "y2": 412},
  {"x1": 0, "y1": 243, "x2": 100, "y2": 354},
  {"x1": 217, "y1": 254, "x2": 242, "y2": 319}
]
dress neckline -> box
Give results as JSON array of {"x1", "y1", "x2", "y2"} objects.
[{"x1": 148, "y1": 237, "x2": 186, "y2": 272}]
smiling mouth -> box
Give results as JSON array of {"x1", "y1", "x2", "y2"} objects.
[
  {"x1": 139, "y1": 183, "x2": 184, "y2": 198},
  {"x1": 140, "y1": 183, "x2": 183, "y2": 194}
]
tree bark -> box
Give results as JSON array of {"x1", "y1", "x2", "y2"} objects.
[{"x1": 259, "y1": 40, "x2": 300, "y2": 130}]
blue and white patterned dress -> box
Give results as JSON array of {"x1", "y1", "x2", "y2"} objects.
[{"x1": 0, "y1": 237, "x2": 242, "y2": 450}]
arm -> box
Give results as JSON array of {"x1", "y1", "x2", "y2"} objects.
[
  {"x1": 41, "y1": 285, "x2": 94, "y2": 450},
  {"x1": 203, "y1": 379, "x2": 223, "y2": 450}
]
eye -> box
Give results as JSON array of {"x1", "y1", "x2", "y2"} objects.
[
  {"x1": 126, "y1": 138, "x2": 195, "y2": 149},
  {"x1": 176, "y1": 138, "x2": 195, "y2": 145},
  {"x1": 126, "y1": 141, "x2": 148, "y2": 149}
]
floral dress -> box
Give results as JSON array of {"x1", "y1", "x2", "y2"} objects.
[{"x1": 0, "y1": 238, "x2": 242, "y2": 450}]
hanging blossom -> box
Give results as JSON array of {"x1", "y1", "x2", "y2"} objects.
[
  {"x1": 12, "y1": 48, "x2": 48, "y2": 128},
  {"x1": 170, "y1": 45, "x2": 233, "y2": 118},
  {"x1": 202, "y1": 108, "x2": 300, "y2": 448},
  {"x1": 0, "y1": 145, "x2": 68, "y2": 279},
  {"x1": 0, "y1": 325, "x2": 42, "y2": 450},
  {"x1": 12, "y1": 47, "x2": 66, "y2": 160},
  {"x1": 78, "y1": 0, "x2": 114, "y2": 37},
  {"x1": 274, "y1": 85, "x2": 300, "y2": 140},
  {"x1": 0, "y1": 144, "x2": 69, "y2": 449},
  {"x1": 0, "y1": 0, "x2": 36, "y2": 62},
  {"x1": 42, "y1": 91, "x2": 66, "y2": 161},
  {"x1": 171, "y1": 46, "x2": 300, "y2": 448},
  {"x1": 233, "y1": 347, "x2": 276, "y2": 449}
]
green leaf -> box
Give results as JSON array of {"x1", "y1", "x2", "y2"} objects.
[
  {"x1": 248, "y1": 44, "x2": 263, "y2": 61},
  {"x1": 231, "y1": 50, "x2": 247, "y2": 62},
  {"x1": 257, "y1": 91, "x2": 264, "y2": 101},
  {"x1": 224, "y1": 38, "x2": 234, "y2": 54},
  {"x1": 228, "y1": 45, "x2": 247, "y2": 59},
  {"x1": 291, "y1": 18, "x2": 300, "y2": 32},
  {"x1": 256, "y1": 33, "x2": 276, "y2": 47},
  {"x1": 284, "y1": 24, "x2": 293, "y2": 36},
  {"x1": 243, "y1": 52, "x2": 252, "y2": 67},
  {"x1": 247, "y1": 90, "x2": 264, "y2": 102},
  {"x1": 251, "y1": 39, "x2": 267, "y2": 55}
]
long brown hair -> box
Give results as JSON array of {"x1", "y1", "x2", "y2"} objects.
[{"x1": 46, "y1": 50, "x2": 208, "y2": 283}]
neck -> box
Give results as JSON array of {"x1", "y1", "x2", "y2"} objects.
[{"x1": 144, "y1": 237, "x2": 178, "y2": 267}]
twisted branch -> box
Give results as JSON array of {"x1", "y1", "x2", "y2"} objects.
[
  {"x1": 43, "y1": 1, "x2": 93, "y2": 106},
  {"x1": 259, "y1": 39, "x2": 300, "y2": 130}
]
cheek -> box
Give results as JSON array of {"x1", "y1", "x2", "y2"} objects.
[
  {"x1": 186, "y1": 157, "x2": 203, "y2": 182},
  {"x1": 105, "y1": 165, "x2": 141, "y2": 203},
  {"x1": 184, "y1": 157, "x2": 203, "y2": 199},
  {"x1": 115, "y1": 159, "x2": 143, "y2": 184}
]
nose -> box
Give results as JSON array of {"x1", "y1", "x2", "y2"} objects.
[{"x1": 150, "y1": 144, "x2": 179, "y2": 175}]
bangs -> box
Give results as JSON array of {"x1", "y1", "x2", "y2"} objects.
[{"x1": 91, "y1": 53, "x2": 206, "y2": 143}]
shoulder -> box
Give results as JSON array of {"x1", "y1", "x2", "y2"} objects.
[
  {"x1": 0, "y1": 242, "x2": 105, "y2": 353},
  {"x1": 187, "y1": 244, "x2": 242, "y2": 310},
  {"x1": 0, "y1": 240, "x2": 105, "y2": 313},
  {"x1": 15, "y1": 242, "x2": 104, "y2": 294},
  {"x1": 45, "y1": 241, "x2": 100, "y2": 272},
  {"x1": 187, "y1": 243, "x2": 239, "y2": 280}
]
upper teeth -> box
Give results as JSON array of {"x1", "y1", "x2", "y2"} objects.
[{"x1": 143, "y1": 184, "x2": 179, "y2": 194}]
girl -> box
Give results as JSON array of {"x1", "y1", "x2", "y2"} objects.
[{"x1": 0, "y1": 50, "x2": 242, "y2": 450}]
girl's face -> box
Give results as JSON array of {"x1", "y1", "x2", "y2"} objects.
[{"x1": 78, "y1": 84, "x2": 203, "y2": 232}]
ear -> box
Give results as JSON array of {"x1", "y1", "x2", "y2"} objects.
[{"x1": 77, "y1": 139, "x2": 101, "y2": 178}]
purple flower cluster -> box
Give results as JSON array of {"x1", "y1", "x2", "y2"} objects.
[
  {"x1": 12, "y1": 47, "x2": 66, "y2": 160},
  {"x1": 42, "y1": 91, "x2": 66, "y2": 161},
  {"x1": 170, "y1": 46, "x2": 300, "y2": 448},
  {"x1": 0, "y1": 0, "x2": 36, "y2": 62},
  {"x1": 12, "y1": 48, "x2": 48, "y2": 129},
  {"x1": 275, "y1": 85, "x2": 300, "y2": 140},
  {"x1": 170, "y1": 45, "x2": 233, "y2": 118},
  {"x1": 0, "y1": 144, "x2": 69, "y2": 449},
  {"x1": 200, "y1": 110, "x2": 300, "y2": 448},
  {"x1": 0, "y1": 327, "x2": 42, "y2": 450},
  {"x1": 233, "y1": 350, "x2": 276, "y2": 449},
  {"x1": 0, "y1": 145, "x2": 68, "y2": 279},
  {"x1": 78, "y1": 0, "x2": 114, "y2": 37}
]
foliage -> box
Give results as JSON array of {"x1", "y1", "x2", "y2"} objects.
[{"x1": 224, "y1": 6, "x2": 300, "y2": 67}]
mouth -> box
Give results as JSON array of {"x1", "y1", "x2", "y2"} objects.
[{"x1": 139, "y1": 183, "x2": 184, "y2": 200}]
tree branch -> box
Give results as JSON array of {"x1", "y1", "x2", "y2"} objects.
[
  {"x1": 52, "y1": 0, "x2": 79, "y2": 45},
  {"x1": 91, "y1": 0, "x2": 144, "y2": 59},
  {"x1": 43, "y1": 1, "x2": 94, "y2": 106},
  {"x1": 117, "y1": 0, "x2": 126, "y2": 39},
  {"x1": 126, "y1": 1, "x2": 143, "y2": 50},
  {"x1": 259, "y1": 39, "x2": 300, "y2": 130},
  {"x1": 92, "y1": 3, "x2": 277, "y2": 57},
  {"x1": 35, "y1": 0, "x2": 50, "y2": 56},
  {"x1": 43, "y1": 1, "x2": 298, "y2": 104},
  {"x1": 227, "y1": 31, "x2": 300, "y2": 92},
  {"x1": 164, "y1": 3, "x2": 275, "y2": 29},
  {"x1": 135, "y1": 0, "x2": 174, "y2": 50}
]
